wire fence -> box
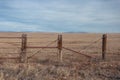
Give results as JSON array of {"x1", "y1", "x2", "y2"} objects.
[{"x1": 0, "y1": 33, "x2": 119, "y2": 63}]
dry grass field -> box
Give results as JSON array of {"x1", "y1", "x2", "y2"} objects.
[{"x1": 0, "y1": 32, "x2": 120, "y2": 80}]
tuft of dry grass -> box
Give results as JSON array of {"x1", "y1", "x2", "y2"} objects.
[{"x1": 0, "y1": 61, "x2": 120, "y2": 80}]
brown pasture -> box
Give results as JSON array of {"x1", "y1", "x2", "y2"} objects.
[{"x1": 0, "y1": 32, "x2": 120, "y2": 80}]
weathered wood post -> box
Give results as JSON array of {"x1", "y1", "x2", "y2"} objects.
[
  {"x1": 20, "y1": 34, "x2": 27, "y2": 63},
  {"x1": 57, "y1": 34, "x2": 63, "y2": 62},
  {"x1": 102, "y1": 34, "x2": 107, "y2": 60}
]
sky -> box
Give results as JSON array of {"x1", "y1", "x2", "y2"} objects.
[{"x1": 0, "y1": 0, "x2": 120, "y2": 33}]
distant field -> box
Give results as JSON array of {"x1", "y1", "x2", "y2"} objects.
[{"x1": 0, "y1": 32, "x2": 120, "y2": 80}]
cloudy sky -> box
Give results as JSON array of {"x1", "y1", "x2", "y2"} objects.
[{"x1": 0, "y1": 0, "x2": 120, "y2": 33}]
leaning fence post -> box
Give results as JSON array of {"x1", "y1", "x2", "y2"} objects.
[
  {"x1": 20, "y1": 34, "x2": 27, "y2": 63},
  {"x1": 57, "y1": 34, "x2": 63, "y2": 62},
  {"x1": 102, "y1": 34, "x2": 107, "y2": 60}
]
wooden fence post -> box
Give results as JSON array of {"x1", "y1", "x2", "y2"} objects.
[
  {"x1": 57, "y1": 34, "x2": 63, "y2": 62},
  {"x1": 102, "y1": 34, "x2": 107, "y2": 60},
  {"x1": 20, "y1": 34, "x2": 27, "y2": 63}
]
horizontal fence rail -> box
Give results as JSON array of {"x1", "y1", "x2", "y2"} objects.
[
  {"x1": 0, "y1": 57, "x2": 20, "y2": 59},
  {"x1": 0, "y1": 37, "x2": 21, "y2": 39},
  {"x1": 27, "y1": 46, "x2": 58, "y2": 49}
]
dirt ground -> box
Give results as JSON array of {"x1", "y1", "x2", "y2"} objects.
[{"x1": 0, "y1": 32, "x2": 120, "y2": 80}]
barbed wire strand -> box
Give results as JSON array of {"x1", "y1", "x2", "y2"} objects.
[
  {"x1": 27, "y1": 50, "x2": 41, "y2": 59},
  {"x1": 46, "y1": 39, "x2": 57, "y2": 47},
  {"x1": 79, "y1": 38, "x2": 102, "y2": 52},
  {"x1": 27, "y1": 39, "x2": 58, "y2": 59},
  {"x1": 5, "y1": 42, "x2": 20, "y2": 48}
]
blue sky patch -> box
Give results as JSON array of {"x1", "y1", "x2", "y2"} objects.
[{"x1": 0, "y1": 0, "x2": 120, "y2": 33}]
